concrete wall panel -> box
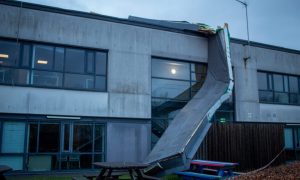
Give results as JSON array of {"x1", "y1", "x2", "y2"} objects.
[
  {"x1": 106, "y1": 122, "x2": 151, "y2": 162},
  {"x1": 255, "y1": 47, "x2": 300, "y2": 75},
  {"x1": 260, "y1": 104, "x2": 300, "y2": 123},
  {"x1": 109, "y1": 93, "x2": 151, "y2": 119},
  {"x1": 151, "y1": 30, "x2": 208, "y2": 63},
  {"x1": 108, "y1": 50, "x2": 150, "y2": 94},
  {"x1": 0, "y1": 85, "x2": 108, "y2": 116}
]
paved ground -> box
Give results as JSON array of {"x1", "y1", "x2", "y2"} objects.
[{"x1": 235, "y1": 161, "x2": 300, "y2": 179}]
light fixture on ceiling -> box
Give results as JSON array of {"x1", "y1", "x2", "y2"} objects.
[
  {"x1": 0, "y1": 54, "x2": 9, "y2": 59},
  {"x1": 171, "y1": 68, "x2": 176, "y2": 75},
  {"x1": 37, "y1": 59, "x2": 48, "y2": 64}
]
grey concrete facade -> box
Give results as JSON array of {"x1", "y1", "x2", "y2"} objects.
[
  {"x1": 231, "y1": 43, "x2": 300, "y2": 123},
  {"x1": 0, "y1": 3, "x2": 207, "y2": 163},
  {"x1": 0, "y1": 1, "x2": 300, "y2": 165}
]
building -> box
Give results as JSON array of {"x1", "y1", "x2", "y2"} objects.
[{"x1": 0, "y1": 0, "x2": 299, "y2": 174}]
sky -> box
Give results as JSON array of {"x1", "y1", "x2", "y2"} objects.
[{"x1": 21, "y1": 0, "x2": 300, "y2": 50}]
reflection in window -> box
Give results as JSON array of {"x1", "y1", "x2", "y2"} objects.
[
  {"x1": 32, "y1": 70, "x2": 63, "y2": 87},
  {"x1": 73, "y1": 125, "x2": 93, "y2": 152},
  {"x1": 22, "y1": 44, "x2": 31, "y2": 67},
  {"x1": 64, "y1": 74, "x2": 94, "y2": 89},
  {"x1": 152, "y1": 78, "x2": 190, "y2": 100},
  {"x1": 259, "y1": 91, "x2": 273, "y2": 103},
  {"x1": 0, "y1": 67, "x2": 29, "y2": 85},
  {"x1": 94, "y1": 125, "x2": 104, "y2": 153},
  {"x1": 258, "y1": 71, "x2": 300, "y2": 105},
  {"x1": 95, "y1": 76, "x2": 106, "y2": 91},
  {"x1": 0, "y1": 39, "x2": 107, "y2": 92},
  {"x1": 87, "y1": 51, "x2": 94, "y2": 73},
  {"x1": 96, "y1": 52, "x2": 107, "y2": 75},
  {"x1": 54, "y1": 47, "x2": 64, "y2": 71},
  {"x1": 289, "y1": 76, "x2": 299, "y2": 93},
  {"x1": 24, "y1": 122, "x2": 105, "y2": 171},
  {"x1": 65, "y1": 48, "x2": 85, "y2": 73},
  {"x1": 258, "y1": 72, "x2": 268, "y2": 90},
  {"x1": 152, "y1": 98, "x2": 187, "y2": 119},
  {"x1": 151, "y1": 57, "x2": 211, "y2": 146},
  {"x1": 273, "y1": 74, "x2": 284, "y2": 92},
  {"x1": 152, "y1": 59, "x2": 190, "y2": 80}
]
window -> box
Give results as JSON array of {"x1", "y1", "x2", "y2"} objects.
[
  {"x1": 151, "y1": 57, "x2": 234, "y2": 147},
  {"x1": 0, "y1": 40, "x2": 20, "y2": 67},
  {"x1": 0, "y1": 122, "x2": 25, "y2": 170},
  {"x1": 65, "y1": 48, "x2": 85, "y2": 73},
  {"x1": 33, "y1": 45, "x2": 54, "y2": 70},
  {"x1": 0, "y1": 38, "x2": 107, "y2": 91},
  {"x1": 258, "y1": 71, "x2": 300, "y2": 105}
]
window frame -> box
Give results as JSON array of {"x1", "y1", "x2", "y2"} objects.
[
  {"x1": 258, "y1": 70, "x2": 300, "y2": 105},
  {"x1": 0, "y1": 37, "x2": 108, "y2": 92}
]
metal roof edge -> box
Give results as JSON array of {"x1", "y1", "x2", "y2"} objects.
[
  {"x1": 231, "y1": 38, "x2": 300, "y2": 55},
  {"x1": 0, "y1": 0, "x2": 206, "y2": 38}
]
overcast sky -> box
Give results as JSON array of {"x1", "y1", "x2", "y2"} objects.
[{"x1": 21, "y1": 0, "x2": 300, "y2": 50}]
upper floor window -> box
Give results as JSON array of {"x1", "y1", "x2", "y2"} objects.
[
  {"x1": 258, "y1": 71, "x2": 300, "y2": 105},
  {"x1": 0, "y1": 39, "x2": 107, "y2": 91}
]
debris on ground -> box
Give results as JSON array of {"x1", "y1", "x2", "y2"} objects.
[{"x1": 235, "y1": 161, "x2": 300, "y2": 179}]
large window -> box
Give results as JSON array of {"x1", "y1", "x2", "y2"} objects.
[
  {"x1": 151, "y1": 57, "x2": 234, "y2": 146},
  {"x1": 0, "y1": 39, "x2": 107, "y2": 91},
  {"x1": 0, "y1": 119, "x2": 105, "y2": 172},
  {"x1": 258, "y1": 71, "x2": 300, "y2": 105}
]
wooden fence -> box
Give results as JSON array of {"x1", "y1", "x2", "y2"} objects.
[{"x1": 195, "y1": 122, "x2": 285, "y2": 171}]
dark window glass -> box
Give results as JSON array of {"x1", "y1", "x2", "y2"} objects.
[
  {"x1": 28, "y1": 124, "x2": 38, "y2": 153},
  {"x1": 54, "y1": 47, "x2": 64, "y2": 71},
  {"x1": 79, "y1": 154, "x2": 92, "y2": 169},
  {"x1": 64, "y1": 73, "x2": 94, "y2": 89},
  {"x1": 152, "y1": 59, "x2": 190, "y2": 80},
  {"x1": 65, "y1": 48, "x2": 85, "y2": 73},
  {"x1": 39, "y1": 124, "x2": 60, "y2": 152},
  {"x1": 32, "y1": 70, "x2": 63, "y2": 87},
  {"x1": 0, "y1": 40, "x2": 20, "y2": 67},
  {"x1": 151, "y1": 119, "x2": 169, "y2": 138},
  {"x1": 283, "y1": 75, "x2": 289, "y2": 92},
  {"x1": 21, "y1": 44, "x2": 31, "y2": 67},
  {"x1": 290, "y1": 94, "x2": 300, "y2": 105},
  {"x1": 95, "y1": 52, "x2": 107, "y2": 75},
  {"x1": 268, "y1": 74, "x2": 273, "y2": 90},
  {"x1": 274, "y1": 92, "x2": 289, "y2": 104},
  {"x1": 94, "y1": 154, "x2": 104, "y2": 163},
  {"x1": 152, "y1": 78, "x2": 190, "y2": 100},
  {"x1": 73, "y1": 125, "x2": 93, "y2": 152},
  {"x1": 152, "y1": 98, "x2": 187, "y2": 119},
  {"x1": 0, "y1": 67, "x2": 29, "y2": 85},
  {"x1": 289, "y1": 76, "x2": 299, "y2": 93},
  {"x1": 87, "y1": 51, "x2": 94, "y2": 73},
  {"x1": 33, "y1": 45, "x2": 54, "y2": 70},
  {"x1": 259, "y1": 90, "x2": 273, "y2": 102},
  {"x1": 63, "y1": 124, "x2": 70, "y2": 152},
  {"x1": 95, "y1": 76, "x2": 106, "y2": 91},
  {"x1": 191, "y1": 73, "x2": 206, "y2": 82},
  {"x1": 0, "y1": 39, "x2": 107, "y2": 92},
  {"x1": 273, "y1": 74, "x2": 284, "y2": 92},
  {"x1": 191, "y1": 63, "x2": 207, "y2": 73},
  {"x1": 94, "y1": 125, "x2": 104, "y2": 152},
  {"x1": 257, "y1": 72, "x2": 268, "y2": 90}
]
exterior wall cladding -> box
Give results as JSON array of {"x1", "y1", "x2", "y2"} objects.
[{"x1": 0, "y1": 1, "x2": 300, "y2": 173}]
